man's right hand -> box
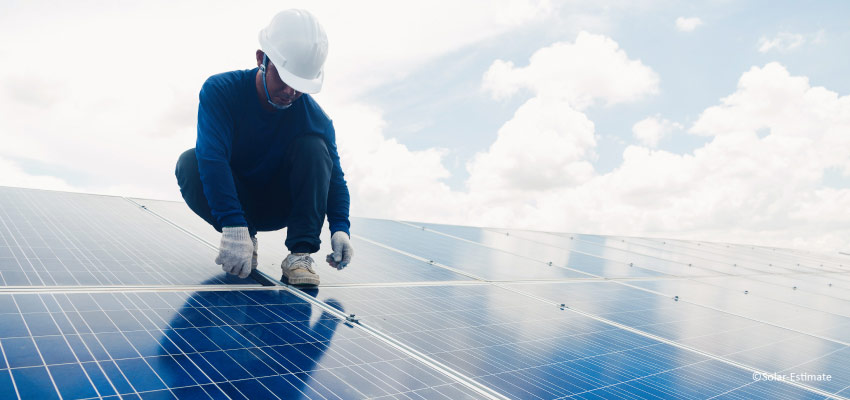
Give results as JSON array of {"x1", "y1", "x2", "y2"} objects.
[{"x1": 215, "y1": 226, "x2": 254, "y2": 278}]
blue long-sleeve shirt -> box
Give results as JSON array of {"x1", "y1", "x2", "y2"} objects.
[{"x1": 195, "y1": 68, "x2": 350, "y2": 236}]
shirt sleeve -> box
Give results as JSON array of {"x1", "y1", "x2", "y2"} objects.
[
  {"x1": 195, "y1": 80, "x2": 248, "y2": 228},
  {"x1": 324, "y1": 120, "x2": 351, "y2": 236}
]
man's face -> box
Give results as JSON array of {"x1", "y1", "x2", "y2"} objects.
[{"x1": 259, "y1": 52, "x2": 303, "y2": 107}]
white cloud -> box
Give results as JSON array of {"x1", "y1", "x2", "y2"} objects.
[
  {"x1": 468, "y1": 32, "x2": 656, "y2": 203},
  {"x1": 466, "y1": 97, "x2": 597, "y2": 194},
  {"x1": 325, "y1": 101, "x2": 470, "y2": 223},
  {"x1": 489, "y1": 62, "x2": 850, "y2": 252},
  {"x1": 675, "y1": 17, "x2": 702, "y2": 32},
  {"x1": 482, "y1": 31, "x2": 659, "y2": 109},
  {"x1": 414, "y1": 59, "x2": 850, "y2": 253},
  {"x1": 0, "y1": 157, "x2": 78, "y2": 193},
  {"x1": 632, "y1": 115, "x2": 682, "y2": 147},
  {"x1": 758, "y1": 32, "x2": 806, "y2": 53}
]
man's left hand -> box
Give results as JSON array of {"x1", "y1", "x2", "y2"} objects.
[{"x1": 326, "y1": 231, "x2": 353, "y2": 270}]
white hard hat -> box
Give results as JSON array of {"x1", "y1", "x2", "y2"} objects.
[{"x1": 258, "y1": 9, "x2": 328, "y2": 94}]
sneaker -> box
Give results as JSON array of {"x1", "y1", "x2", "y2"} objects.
[
  {"x1": 251, "y1": 236, "x2": 258, "y2": 269},
  {"x1": 281, "y1": 253, "x2": 320, "y2": 286}
]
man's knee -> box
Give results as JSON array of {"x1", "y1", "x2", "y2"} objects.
[
  {"x1": 293, "y1": 135, "x2": 331, "y2": 165},
  {"x1": 175, "y1": 148, "x2": 199, "y2": 186}
]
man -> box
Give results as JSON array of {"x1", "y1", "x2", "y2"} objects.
[{"x1": 175, "y1": 9, "x2": 352, "y2": 286}]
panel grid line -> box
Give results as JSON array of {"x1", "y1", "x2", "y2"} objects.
[
  {"x1": 0, "y1": 334, "x2": 22, "y2": 399},
  {"x1": 30, "y1": 292, "x2": 107, "y2": 399},
  {"x1": 9, "y1": 294, "x2": 70, "y2": 399},
  {"x1": 0, "y1": 199, "x2": 39, "y2": 286},
  {"x1": 25, "y1": 189, "x2": 148, "y2": 286},
  {"x1": 51, "y1": 291, "x2": 173, "y2": 399},
  {"x1": 97, "y1": 290, "x2": 242, "y2": 399}
]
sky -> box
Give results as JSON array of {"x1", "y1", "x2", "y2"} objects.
[{"x1": 1, "y1": 0, "x2": 849, "y2": 253}]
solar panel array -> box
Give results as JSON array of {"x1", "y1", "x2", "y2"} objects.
[{"x1": 1, "y1": 185, "x2": 848, "y2": 399}]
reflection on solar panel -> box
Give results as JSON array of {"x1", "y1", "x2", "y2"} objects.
[
  {"x1": 2, "y1": 185, "x2": 849, "y2": 399},
  {"x1": 0, "y1": 188, "x2": 254, "y2": 286},
  {"x1": 0, "y1": 289, "x2": 484, "y2": 399}
]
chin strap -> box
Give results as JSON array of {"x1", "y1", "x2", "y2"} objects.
[{"x1": 260, "y1": 54, "x2": 291, "y2": 110}]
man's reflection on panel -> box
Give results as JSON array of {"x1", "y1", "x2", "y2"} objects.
[{"x1": 154, "y1": 278, "x2": 343, "y2": 398}]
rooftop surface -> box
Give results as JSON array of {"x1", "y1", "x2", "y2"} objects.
[{"x1": 0, "y1": 185, "x2": 848, "y2": 399}]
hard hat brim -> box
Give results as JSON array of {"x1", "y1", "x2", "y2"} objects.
[
  {"x1": 259, "y1": 30, "x2": 324, "y2": 94},
  {"x1": 274, "y1": 60, "x2": 324, "y2": 94}
]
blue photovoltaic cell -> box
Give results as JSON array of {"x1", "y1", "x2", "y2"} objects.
[
  {"x1": 0, "y1": 187, "x2": 255, "y2": 286},
  {"x1": 131, "y1": 199, "x2": 475, "y2": 285},
  {"x1": 0, "y1": 289, "x2": 484, "y2": 399},
  {"x1": 351, "y1": 218, "x2": 590, "y2": 281},
  {"x1": 503, "y1": 281, "x2": 850, "y2": 395},
  {"x1": 315, "y1": 284, "x2": 824, "y2": 399}
]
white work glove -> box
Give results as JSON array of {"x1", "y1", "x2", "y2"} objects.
[
  {"x1": 215, "y1": 226, "x2": 254, "y2": 278},
  {"x1": 251, "y1": 236, "x2": 258, "y2": 269},
  {"x1": 326, "y1": 231, "x2": 353, "y2": 270}
]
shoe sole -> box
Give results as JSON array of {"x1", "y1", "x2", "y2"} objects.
[{"x1": 282, "y1": 275, "x2": 320, "y2": 286}]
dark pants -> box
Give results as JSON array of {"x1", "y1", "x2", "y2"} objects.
[{"x1": 175, "y1": 135, "x2": 332, "y2": 253}]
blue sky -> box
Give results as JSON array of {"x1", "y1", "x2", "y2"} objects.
[
  {"x1": 367, "y1": 0, "x2": 850, "y2": 188},
  {"x1": 1, "y1": 0, "x2": 848, "y2": 252}
]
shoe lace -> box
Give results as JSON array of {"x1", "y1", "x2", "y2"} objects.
[{"x1": 290, "y1": 253, "x2": 316, "y2": 273}]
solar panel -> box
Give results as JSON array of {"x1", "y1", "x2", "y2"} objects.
[
  {"x1": 748, "y1": 274, "x2": 850, "y2": 299},
  {"x1": 352, "y1": 218, "x2": 591, "y2": 281},
  {"x1": 628, "y1": 279, "x2": 850, "y2": 343},
  {"x1": 2, "y1": 185, "x2": 849, "y2": 399},
  {"x1": 0, "y1": 288, "x2": 486, "y2": 399},
  {"x1": 311, "y1": 284, "x2": 831, "y2": 399},
  {"x1": 622, "y1": 237, "x2": 843, "y2": 274},
  {"x1": 501, "y1": 281, "x2": 850, "y2": 393},
  {"x1": 0, "y1": 187, "x2": 254, "y2": 286},
  {"x1": 406, "y1": 221, "x2": 669, "y2": 279},
  {"x1": 482, "y1": 226, "x2": 731, "y2": 277},
  {"x1": 574, "y1": 236, "x2": 788, "y2": 275},
  {"x1": 692, "y1": 276, "x2": 850, "y2": 318}
]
